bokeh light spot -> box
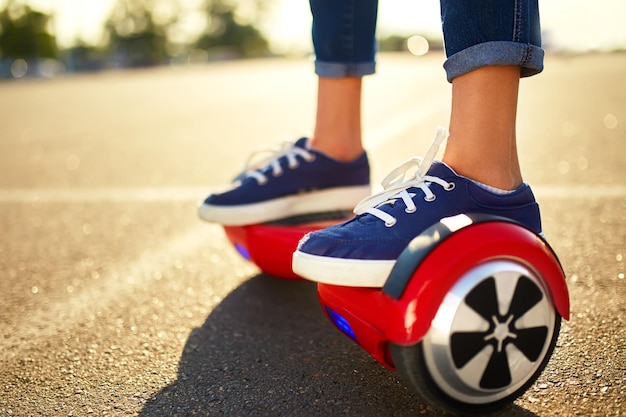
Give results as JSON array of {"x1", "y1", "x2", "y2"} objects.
[
  {"x1": 407, "y1": 35, "x2": 429, "y2": 56},
  {"x1": 603, "y1": 113, "x2": 618, "y2": 129},
  {"x1": 11, "y1": 59, "x2": 28, "y2": 78}
]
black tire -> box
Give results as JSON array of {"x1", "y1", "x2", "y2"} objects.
[{"x1": 390, "y1": 260, "x2": 562, "y2": 414}]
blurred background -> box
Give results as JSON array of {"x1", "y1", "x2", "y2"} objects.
[{"x1": 0, "y1": 0, "x2": 625, "y2": 79}]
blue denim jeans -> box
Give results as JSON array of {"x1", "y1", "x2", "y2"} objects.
[{"x1": 310, "y1": 0, "x2": 543, "y2": 82}]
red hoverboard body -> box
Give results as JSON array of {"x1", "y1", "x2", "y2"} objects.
[
  {"x1": 222, "y1": 211, "x2": 352, "y2": 279},
  {"x1": 224, "y1": 212, "x2": 570, "y2": 413}
]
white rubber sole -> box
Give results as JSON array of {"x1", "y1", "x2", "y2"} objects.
[
  {"x1": 292, "y1": 250, "x2": 395, "y2": 288},
  {"x1": 198, "y1": 185, "x2": 370, "y2": 226}
]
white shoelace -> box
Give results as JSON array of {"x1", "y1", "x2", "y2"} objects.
[
  {"x1": 353, "y1": 127, "x2": 454, "y2": 227},
  {"x1": 243, "y1": 141, "x2": 315, "y2": 185}
]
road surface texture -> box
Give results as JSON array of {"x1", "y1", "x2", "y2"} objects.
[{"x1": 1, "y1": 52, "x2": 624, "y2": 416}]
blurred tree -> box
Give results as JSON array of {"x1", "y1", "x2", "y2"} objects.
[
  {"x1": 104, "y1": 0, "x2": 269, "y2": 66},
  {"x1": 105, "y1": 0, "x2": 170, "y2": 67},
  {"x1": 194, "y1": 0, "x2": 269, "y2": 59},
  {"x1": 0, "y1": 1, "x2": 57, "y2": 60}
]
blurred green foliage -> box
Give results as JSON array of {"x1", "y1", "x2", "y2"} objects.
[
  {"x1": 104, "y1": 0, "x2": 269, "y2": 66},
  {"x1": 0, "y1": 0, "x2": 270, "y2": 74},
  {"x1": 0, "y1": 2, "x2": 57, "y2": 60}
]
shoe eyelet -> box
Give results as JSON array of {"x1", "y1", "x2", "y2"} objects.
[
  {"x1": 385, "y1": 219, "x2": 397, "y2": 227},
  {"x1": 444, "y1": 182, "x2": 455, "y2": 191},
  {"x1": 289, "y1": 162, "x2": 300, "y2": 170},
  {"x1": 405, "y1": 207, "x2": 416, "y2": 214},
  {"x1": 424, "y1": 195, "x2": 436, "y2": 202}
]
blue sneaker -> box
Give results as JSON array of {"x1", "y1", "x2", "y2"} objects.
[
  {"x1": 292, "y1": 128, "x2": 542, "y2": 287},
  {"x1": 198, "y1": 138, "x2": 370, "y2": 225}
]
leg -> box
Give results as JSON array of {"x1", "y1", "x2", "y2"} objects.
[
  {"x1": 440, "y1": 0, "x2": 543, "y2": 191},
  {"x1": 308, "y1": 0, "x2": 378, "y2": 161},
  {"x1": 444, "y1": 65, "x2": 522, "y2": 190},
  {"x1": 311, "y1": 76, "x2": 364, "y2": 161},
  {"x1": 198, "y1": 0, "x2": 378, "y2": 225}
]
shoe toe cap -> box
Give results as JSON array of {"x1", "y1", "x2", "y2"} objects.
[{"x1": 297, "y1": 226, "x2": 406, "y2": 261}]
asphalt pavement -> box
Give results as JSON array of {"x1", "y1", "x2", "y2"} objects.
[{"x1": 0, "y1": 52, "x2": 624, "y2": 416}]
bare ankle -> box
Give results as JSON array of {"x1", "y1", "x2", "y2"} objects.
[
  {"x1": 443, "y1": 157, "x2": 523, "y2": 191},
  {"x1": 309, "y1": 135, "x2": 364, "y2": 162}
]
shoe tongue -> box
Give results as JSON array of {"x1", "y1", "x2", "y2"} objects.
[
  {"x1": 294, "y1": 137, "x2": 310, "y2": 149},
  {"x1": 424, "y1": 160, "x2": 456, "y2": 177}
]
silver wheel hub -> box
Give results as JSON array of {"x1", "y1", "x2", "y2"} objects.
[{"x1": 422, "y1": 260, "x2": 555, "y2": 405}]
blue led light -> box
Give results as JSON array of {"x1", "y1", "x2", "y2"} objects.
[
  {"x1": 324, "y1": 306, "x2": 358, "y2": 343},
  {"x1": 234, "y1": 243, "x2": 251, "y2": 261}
]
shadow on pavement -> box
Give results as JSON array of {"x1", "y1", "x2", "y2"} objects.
[{"x1": 140, "y1": 274, "x2": 538, "y2": 417}]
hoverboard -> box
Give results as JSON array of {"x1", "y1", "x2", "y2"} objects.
[{"x1": 224, "y1": 212, "x2": 569, "y2": 413}]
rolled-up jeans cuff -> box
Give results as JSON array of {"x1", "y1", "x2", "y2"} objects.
[
  {"x1": 314, "y1": 61, "x2": 376, "y2": 78},
  {"x1": 444, "y1": 41, "x2": 544, "y2": 82}
]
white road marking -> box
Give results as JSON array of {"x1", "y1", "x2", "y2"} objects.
[
  {"x1": 0, "y1": 187, "x2": 209, "y2": 203},
  {"x1": 0, "y1": 184, "x2": 624, "y2": 203}
]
